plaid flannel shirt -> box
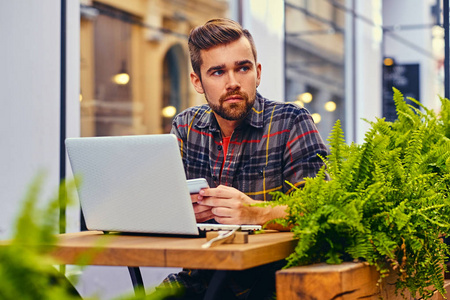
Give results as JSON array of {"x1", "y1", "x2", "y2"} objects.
[{"x1": 170, "y1": 92, "x2": 328, "y2": 201}]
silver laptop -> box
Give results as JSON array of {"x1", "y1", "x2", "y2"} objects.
[{"x1": 65, "y1": 134, "x2": 260, "y2": 236}]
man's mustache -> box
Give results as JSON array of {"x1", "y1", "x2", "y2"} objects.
[{"x1": 219, "y1": 91, "x2": 248, "y2": 104}]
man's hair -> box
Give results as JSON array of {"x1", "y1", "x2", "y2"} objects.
[{"x1": 188, "y1": 18, "x2": 257, "y2": 78}]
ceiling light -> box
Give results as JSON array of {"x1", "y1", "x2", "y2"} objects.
[
  {"x1": 324, "y1": 101, "x2": 336, "y2": 112},
  {"x1": 113, "y1": 61, "x2": 130, "y2": 85},
  {"x1": 162, "y1": 106, "x2": 177, "y2": 118}
]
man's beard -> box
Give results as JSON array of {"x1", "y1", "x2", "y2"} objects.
[{"x1": 206, "y1": 91, "x2": 255, "y2": 121}]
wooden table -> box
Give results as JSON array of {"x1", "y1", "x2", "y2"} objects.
[
  {"x1": 52, "y1": 230, "x2": 296, "y2": 269},
  {"x1": 51, "y1": 230, "x2": 297, "y2": 298}
]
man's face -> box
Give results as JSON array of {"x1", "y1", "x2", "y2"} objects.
[{"x1": 190, "y1": 37, "x2": 261, "y2": 121}]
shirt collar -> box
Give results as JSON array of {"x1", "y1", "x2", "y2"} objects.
[{"x1": 195, "y1": 92, "x2": 265, "y2": 132}]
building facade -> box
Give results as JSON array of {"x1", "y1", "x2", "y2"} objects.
[{"x1": 80, "y1": 0, "x2": 228, "y2": 137}]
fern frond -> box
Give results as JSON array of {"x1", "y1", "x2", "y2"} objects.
[
  {"x1": 407, "y1": 96, "x2": 435, "y2": 118},
  {"x1": 393, "y1": 87, "x2": 415, "y2": 128},
  {"x1": 326, "y1": 119, "x2": 346, "y2": 176},
  {"x1": 351, "y1": 127, "x2": 377, "y2": 189},
  {"x1": 403, "y1": 129, "x2": 423, "y2": 174}
]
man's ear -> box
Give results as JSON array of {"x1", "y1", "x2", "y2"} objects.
[
  {"x1": 256, "y1": 63, "x2": 262, "y2": 88},
  {"x1": 190, "y1": 72, "x2": 204, "y2": 94}
]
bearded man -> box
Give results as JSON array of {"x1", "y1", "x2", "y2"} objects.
[{"x1": 165, "y1": 18, "x2": 328, "y2": 300}]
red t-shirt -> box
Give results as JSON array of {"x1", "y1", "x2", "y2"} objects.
[{"x1": 220, "y1": 136, "x2": 231, "y2": 181}]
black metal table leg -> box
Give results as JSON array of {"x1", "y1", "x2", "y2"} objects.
[{"x1": 128, "y1": 266, "x2": 145, "y2": 296}]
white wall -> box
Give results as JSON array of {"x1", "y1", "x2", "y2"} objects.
[{"x1": 0, "y1": 0, "x2": 80, "y2": 238}]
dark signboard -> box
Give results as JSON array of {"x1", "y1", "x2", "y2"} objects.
[{"x1": 382, "y1": 63, "x2": 420, "y2": 122}]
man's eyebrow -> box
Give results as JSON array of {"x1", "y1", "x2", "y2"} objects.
[
  {"x1": 206, "y1": 60, "x2": 254, "y2": 74},
  {"x1": 235, "y1": 59, "x2": 253, "y2": 66},
  {"x1": 206, "y1": 64, "x2": 225, "y2": 74}
]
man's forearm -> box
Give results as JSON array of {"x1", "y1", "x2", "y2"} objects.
[{"x1": 253, "y1": 203, "x2": 292, "y2": 231}]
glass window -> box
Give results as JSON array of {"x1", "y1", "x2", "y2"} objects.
[
  {"x1": 80, "y1": 1, "x2": 228, "y2": 137},
  {"x1": 285, "y1": 0, "x2": 346, "y2": 139},
  {"x1": 80, "y1": 3, "x2": 138, "y2": 137},
  {"x1": 162, "y1": 45, "x2": 186, "y2": 133},
  {"x1": 93, "y1": 12, "x2": 133, "y2": 136}
]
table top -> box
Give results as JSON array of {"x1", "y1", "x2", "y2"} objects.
[{"x1": 50, "y1": 230, "x2": 297, "y2": 270}]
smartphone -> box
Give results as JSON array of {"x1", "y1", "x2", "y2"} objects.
[{"x1": 187, "y1": 178, "x2": 209, "y2": 194}]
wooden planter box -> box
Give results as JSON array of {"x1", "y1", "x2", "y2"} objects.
[{"x1": 276, "y1": 262, "x2": 450, "y2": 299}]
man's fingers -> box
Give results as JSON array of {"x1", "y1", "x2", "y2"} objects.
[
  {"x1": 193, "y1": 204, "x2": 214, "y2": 222},
  {"x1": 199, "y1": 185, "x2": 236, "y2": 198},
  {"x1": 190, "y1": 194, "x2": 199, "y2": 203},
  {"x1": 197, "y1": 212, "x2": 215, "y2": 223},
  {"x1": 211, "y1": 207, "x2": 232, "y2": 217},
  {"x1": 198, "y1": 197, "x2": 234, "y2": 208},
  {"x1": 214, "y1": 216, "x2": 237, "y2": 225},
  {"x1": 193, "y1": 203, "x2": 211, "y2": 214}
]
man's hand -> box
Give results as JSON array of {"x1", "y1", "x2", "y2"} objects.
[
  {"x1": 197, "y1": 185, "x2": 288, "y2": 226},
  {"x1": 191, "y1": 193, "x2": 215, "y2": 222}
]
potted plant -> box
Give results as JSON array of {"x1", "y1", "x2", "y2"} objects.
[{"x1": 272, "y1": 88, "x2": 450, "y2": 299}]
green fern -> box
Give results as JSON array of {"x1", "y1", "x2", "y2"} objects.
[
  {"x1": 0, "y1": 174, "x2": 82, "y2": 300},
  {"x1": 273, "y1": 88, "x2": 450, "y2": 299}
]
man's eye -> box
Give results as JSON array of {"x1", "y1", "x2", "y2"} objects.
[
  {"x1": 239, "y1": 66, "x2": 250, "y2": 72},
  {"x1": 212, "y1": 70, "x2": 224, "y2": 76}
]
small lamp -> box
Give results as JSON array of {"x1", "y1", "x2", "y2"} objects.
[{"x1": 113, "y1": 60, "x2": 130, "y2": 85}]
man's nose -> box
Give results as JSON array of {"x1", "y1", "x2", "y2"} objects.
[{"x1": 226, "y1": 72, "x2": 240, "y2": 90}]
